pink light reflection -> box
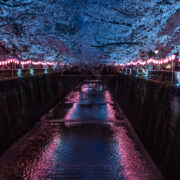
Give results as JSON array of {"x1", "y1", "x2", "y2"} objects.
[
  {"x1": 81, "y1": 84, "x2": 89, "y2": 93},
  {"x1": 105, "y1": 90, "x2": 116, "y2": 121},
  {"x1": 106, "y1": 103, "x2": 115, "y2": 120},
  {"x1": 105, "y1": 90, "x2": 113, "y2": 104},
  {"x1": 64, "y1": 91, "x2": 80, "y2": 125},
  {"x1": 114, "y1": 127, "x2": 156, "y2": 180},
  {"x1": 27, "y1": 134, "x2": 60, "y2": 180}
]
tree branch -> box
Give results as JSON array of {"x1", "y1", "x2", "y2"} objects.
[
  {"x1": 85, "y1": 1, "x2": 143, "y2": 17},
  {"x1": 91, "y1": 42, "x2": 140, "y2": 48},
  {"x1": 110, "y1": 7, "x2": 143, "y2": 17},
  {"x1": 84, "y1": 12, "x2": 132, "y2": 26}
]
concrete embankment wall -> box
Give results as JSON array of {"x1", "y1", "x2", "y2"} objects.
[
  {"x1": 104, "y1": 75, "x2": 180, "y2": 180},
  {"x1": 0, "y1": 74, "x2": 80, "y2": 153}
]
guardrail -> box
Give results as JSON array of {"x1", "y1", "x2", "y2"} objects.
[
  {"x1": 0, "y1": 68, "x2": 56, "y2": 79},
  {"x1": 120, "y1": 69, "x2": 180, "y2": 86}
]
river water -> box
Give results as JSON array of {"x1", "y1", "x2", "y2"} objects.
[{"x1": 0, "y1": 80, "x2": 163, "y2": 179}]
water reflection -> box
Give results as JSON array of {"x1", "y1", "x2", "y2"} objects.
[
  {"x1": 0, "y1": 123, "x2": 60, "y2": 179},
  {"x1": 64, "y1": 81, "x2": 115, "y2": 125},
  {"x1": 0, "y1": 80, "x2": 163, "y2": 179}
]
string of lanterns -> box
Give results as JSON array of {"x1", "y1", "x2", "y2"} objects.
[
  {"x1": 117, "y1": 55, "x2": 179, "y2": 67},
  {"x1": 1, "y1": 55, "x2": 179, "y2": 68},
  {"x1": 0, "y1": 59, "x2": 57, "y2": 66}
]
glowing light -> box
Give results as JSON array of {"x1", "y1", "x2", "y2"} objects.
[
  {"x1": 30, "y1": 68, "x2": 34, "y2": 76},
  {"x1": 0, "y1": 59, "x2": 57, "y2": 67},
  {"x1": 53, "y1": 64, "x2": 57, "y2": 72},
  {"x1": 17, "y1": 69, "x2": 22, "y2": 77},
  {"x1": 44, "y1": 68, "x2": 48, "y2": 74},
  {"x1": 154, "y1": 50, "x2": 159, "y2": 54},
  {"x1": 175, "y1": 72, "x2": 180, "y2": 84},
  {"x1": 21, "y1": 60, "x2": 31, "y2": 65},
  {"x1": 124, "y1": 55, "x2": 176, "y2": 67}
]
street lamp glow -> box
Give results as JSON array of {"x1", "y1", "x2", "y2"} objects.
[{"x1": 154, "y1": 50, "x2": 159, "y2": 54}]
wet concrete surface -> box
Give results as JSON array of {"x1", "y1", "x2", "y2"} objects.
[{"x1": 0, "y1": 80, "x2": 164, "y2": 180}]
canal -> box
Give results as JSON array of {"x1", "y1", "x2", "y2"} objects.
[{"x1": 0, "y1": 80, "x2": 164, "y2": 179}]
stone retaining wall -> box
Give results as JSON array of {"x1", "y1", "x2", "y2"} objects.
[
  {"x1": 104, "y1": 74, "x2": 180, "y2": 180},
  {"x1": 0, "y1": 74, "x2": 79, "y2": 153}
]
